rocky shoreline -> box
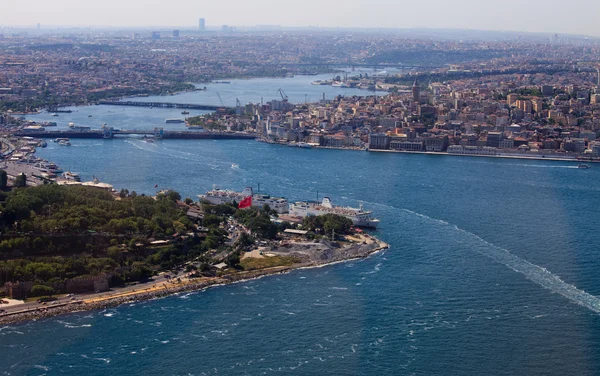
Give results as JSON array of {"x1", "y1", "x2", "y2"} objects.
[{"x1": 0, "y1": 239, "x2": 388, "y2": 326}]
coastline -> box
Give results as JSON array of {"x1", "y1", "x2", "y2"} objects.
[
  {"x1": 259, "y1": 140, "x2": 595, "y2": 163},
  {"x1": 0, "y1": 237, "x2": 389, "y2": 326},
  {"x1": 368, "y1": 149, "x2": 595, "y2": 163}
]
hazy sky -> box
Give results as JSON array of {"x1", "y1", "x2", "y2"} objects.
[{"x1": 1, "y1": 0, "x2": 599, "y2": 36}]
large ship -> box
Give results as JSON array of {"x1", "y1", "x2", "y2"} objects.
[
  {"x1": 289, "y1": 197, "x2": 380, "y2": 228},
  {"x1": 198, "y1": 187, "x2": 289, "y2": 214}
]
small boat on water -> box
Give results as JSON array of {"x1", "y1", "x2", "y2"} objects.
[
  {"x1": 144, "y1": 138, "x2": 155, "y2": 143},
  {"x1": 62, "y1": 171, "x2": 81, "y2": 181},
  {"x1": 50, "y1": 113, "x2": 59, "y2": 117},
  {"x1": 181, "y1": 111, "x2": 190, "y2": 115},
  {"x1": 165, "y1": 118, "x2": 185, "y2": 123},
  {"x1": 58, "y1": 139, "x2": 71, "y2": 146},
  {"x1": 578, "y1": 164, "x2": 591, "y2": 169}
]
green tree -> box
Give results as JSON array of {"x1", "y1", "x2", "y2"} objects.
[
  {"x1": 14, "y1": 173, "x2": 27, "y2": 188},
  {"x1": 30, "y1": 285, "x2": 55, "y2": 297},
  {"x1": 0, "y1": 170, "x2": 7, "y2": 190}
]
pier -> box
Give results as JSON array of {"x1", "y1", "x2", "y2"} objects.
[
  {"x1": 98, "y1": 100, "x2": 231, "y2": 111},
  {"x1": 14, "y1": 129, "x2": 256, "y2": 140}
]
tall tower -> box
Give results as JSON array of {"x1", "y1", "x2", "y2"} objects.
[
  {"x1": 199, "y1": 18, "x2": 206, "y2": 31},
  {"x1": 412, "y1": 78, "x2": 420, "y2": 103}
]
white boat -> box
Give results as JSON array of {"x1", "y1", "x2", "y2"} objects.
[
  {"x1": 289, "y1": 197, "x2": 379, "y2": 228},
  {"x1": 62, "y1": 171, "x2": 81, "y2": 182},
  {"x1": 198, "y1": 187, "x2": 253, "y2": 205},
  {"x1": 50, "y1": 113, "x2": 59, "y2": 117},
  {"x1": 578, "y1": 164, "x2": 591, "y2": 169},
  {"x1": 58, "y1": 139, "x2": 71, "y2": 146},
  {"x1": 68, "y1": 122, "x2": 75, "y2": 128}
]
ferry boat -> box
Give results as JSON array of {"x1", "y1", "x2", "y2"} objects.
[
  {"x1": 62, "y1": 171, "x2": 81, "y2": 182},
  {"x1": 198, "y1": 187, "x2": 289, "y2": 214},
  {"x1": 34, "y1": 162, "x2": 62, "y2": 173},
  {"x1": 289, "y1": 197, "x2": 380, "y2": 228},
  {"x1": 165, "y1": 118, "x2": 185, "y2": 123}
]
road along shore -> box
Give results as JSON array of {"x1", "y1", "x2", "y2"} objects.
[{"x1": 0, "y1": 236, "x2": 389, "y2": 326}]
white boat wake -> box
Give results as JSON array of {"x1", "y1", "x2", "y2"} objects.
[{"x1": 402, "y1": 209, "x2": 600, "y2": 314}]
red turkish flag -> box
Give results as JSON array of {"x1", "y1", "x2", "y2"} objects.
[{"x1": 238, "y1": 196, "x2": 252, "y2": 209}]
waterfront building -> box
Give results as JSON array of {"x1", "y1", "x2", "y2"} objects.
[
  {"x1": 498, "y1": 138, "x2": 515, "y2": 149},
  {"x1": 422, "y1": 135, "x2": 449, "y2": 152},
  {"x1": 369, "y1": 133, "x2": 390, "y2": 150},
  {"x1": 486, "y1": 131, "x2": 503, "y2": 147},
  {"x1": 447, "y1": 145, "x2": 498, "y2": 155},
  {"x1": 389, "y1": 139, "x2": 424, "y2": 151}
]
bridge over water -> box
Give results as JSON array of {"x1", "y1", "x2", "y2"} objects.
[
  {"x1": 98, "y1": 100, "x2": 232, "y2": 111},
  {"x1": 15, "y1": 129, "x2": 256, "y2": 140}
]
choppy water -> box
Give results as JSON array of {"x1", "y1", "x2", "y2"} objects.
[
  {"x1": 1, "y1": 138, "x2": 599, "y2": 375},
  {"x1": 8, "y1": 85, "x2": 600, "y2": 374}
]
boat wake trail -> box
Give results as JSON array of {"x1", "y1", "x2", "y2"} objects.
[{"x1": 402, "y1": 209, "x2": 600, "y2": 314}]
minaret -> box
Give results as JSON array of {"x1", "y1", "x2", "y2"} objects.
[{"x1": 412, "y1": 78, "x2": 421, "y2": 103}]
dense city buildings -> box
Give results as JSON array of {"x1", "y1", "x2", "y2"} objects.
[{"x1": 1, "y1": 30, "x2": 600, "y2": 161}]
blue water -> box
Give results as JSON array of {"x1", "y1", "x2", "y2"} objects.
[
  {"x1": 126, "y1": 70, "x2": 390, "y2": 107},
  {"x1": 24, "y1": 71, "x2": 384, "y2": 132},
  {"x1": 2, "y1": 136, "x2": 600, "y2": 375}
]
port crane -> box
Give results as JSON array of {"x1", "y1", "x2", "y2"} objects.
[
  {"x1": 278, "y1": 88, "x2": 289, "y2": 102},
  {"x1": 216, "y1": 92, "x2": 225, "y2": 107}
]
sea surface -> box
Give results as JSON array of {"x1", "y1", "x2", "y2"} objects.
[
  {"x1": 24, "y1": 69, "x2": 386, "y2": 131},
  {"x1": 3, "y1": 78, "x2": 600, "y2": 375}
]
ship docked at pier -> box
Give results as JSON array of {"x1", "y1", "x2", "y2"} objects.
[
  {"x1": 198, "y1": 187, "x2": 379, "y2": 228},
  {"x1": 289, "y1": 197, "x2": 380, "y2": 229},
  {"x1": 198, "y1": 187, "x2": 289, "y2": 214}
]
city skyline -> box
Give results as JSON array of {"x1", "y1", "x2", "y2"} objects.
[{"x1": 1, "y1": 0, "x2": 600, "y2": 37}]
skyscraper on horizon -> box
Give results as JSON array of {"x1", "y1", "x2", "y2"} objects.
[{"x1": 199, "y1": 18, "x2": 206, "y2": 31}]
